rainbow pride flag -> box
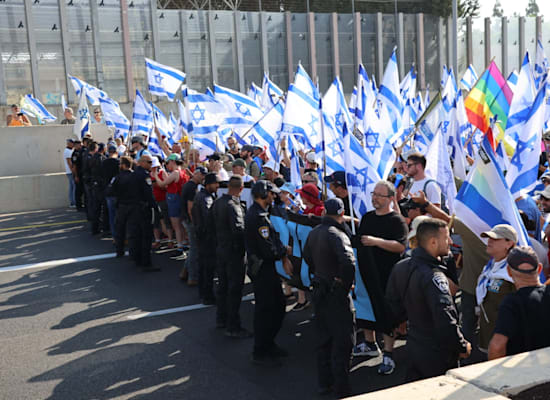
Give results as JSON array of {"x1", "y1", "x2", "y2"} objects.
[{"x1": 464, "y1": 61, "x2": 513, "y2": 149}]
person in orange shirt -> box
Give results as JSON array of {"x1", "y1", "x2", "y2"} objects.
[{"x1": 6, "y1": 105, "x2": 31, "y2": 126}]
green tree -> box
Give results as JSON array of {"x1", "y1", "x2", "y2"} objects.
[
  {"x1": 525, "y1": 0, "x2": 539, "y2": 16},
  {"x1": 492, "y1": 0, "x2": 504, "y2": 17}
]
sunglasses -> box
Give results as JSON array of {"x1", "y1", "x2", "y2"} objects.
[{"x1": 406, "y1": 162, "x2": 418, "y2": 168}]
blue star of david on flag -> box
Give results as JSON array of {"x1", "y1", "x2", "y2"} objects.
[
  {"x1": 154, "y1": 73, "x2": 164, "y2": 85},
  {"x1": 248, "y1": 135, "x2": 259, "y2": 145},
  {"x1": 328, "y1": 140, "x2": 344, "y2": 157},
  {"x1": 364, "y1": 129, "x2": 381, "y2": 154},
  {"x1": 308, "y1": 115, "x2": 318, "y2": 137},
  {"x1": 354, "y1": 166, "x2": 375, "y2": 191},
  {"x1": 191, "y1": 104, "x2": 206, "y2": 125},
  {"x1": 510, "y1": 135, "x2": 538, "y2": 171},
  {"x1": 79, "y1": 108, "x2": 88, "y2": 119},
  {"x1": 335, "y1": 111, "x2": 344, "y2": 131},
  {"x1": 235, "y1": 102, "x2": 251, "y2": 117}
]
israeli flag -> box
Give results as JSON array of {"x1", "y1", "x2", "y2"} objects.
[
  {"x1": 505, "y1": 53, "x2": 536, "y2": 146},
  {"x1": 282, "y1": 66, "x2": 321, "y2": 150},
  {"x1": 168, "y1": 111, "x2": 178, "y2": 145},
  {"x1": 174, "y1": 99, "x2": 187, "y2": 143},
  {"x1": 183, "y1": 88, "x2": 227, "y2": 159},
  {"x1": 247, "y1": 100, "x2": 284, "y2": 166},
  {"x1": 507, "y1": 70, "x2": 519, "y2": 92},
  {"x1": 99, "y1": 97, "x2": 130, "y2": 139},
  {"x1": 131, "y1": 89, "x2": 154, "y2": 137},
  {"x1": 148, "y1": 135, "x2": 164, "y2": 158},
  {"x1": 399, "y1": 65, "x2": 417, "y2": 102},
  {"x1": 68, "y1": 75, "x2": 108, "y2": 106},
  {"x1": 73, "y1": 89, "x2": 90, "y2": 139},
  {"x1": 349, "y1": 86, "x2": 357, "y2": 117},
  {"x1": 214, "y1": 84, "x2": 263, "y2": 137},
  {"x1": 152, "y1": 103, "x2": 171, "y2": 141},
  {"x1": 342, "y1": 122, "x2": 380, "y2": 218},
  {"x1": 261, "y1": 74, "x2": 284, "y2": 110},
  {"x1": 247, "y1": 82, "x2": 262, "y2": 105},
  {"x1": 145, "y1": 58, "x2": 186, "y2": 101},
  {"x1": 455, "y1": 135, "x2": 529, "y2": 247},
  {"x1": 21, "y1": 94, "x2": 56, "y2": 123},
  {"x1": 362, "y1": 106, "x2": 396, "y2": 180},
  {"x1": 61, "y1": 93, "x2": 68, "y2": 111},
  {"x1": 354, "y1": 64, "x2": 376, "y2": 134},
  {"x1": 424, "y1": 85, "x2": 431, "y2": 109},
  {"x1": 534, "y1": 39, "x2": 548, "y2": 90},
  {"x1": 377, "y1": 49, "x2": 403, "y2": 134},
  {"x1": 460, "y1": 64, "x2": 479, "y2": 92},
  {"x1": 506, "y1": 82, "x2": 547, "y2": 198},
  {"x1": 425, "y1": 125, "x2": 457, "y2": 213}
]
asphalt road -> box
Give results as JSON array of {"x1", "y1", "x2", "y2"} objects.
[{"x1": 0, "y1": 208, "x2": 409, "y2": 400}]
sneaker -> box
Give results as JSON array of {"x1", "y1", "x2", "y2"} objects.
[
  {"x1": 377, "y1": 355, "x2": 396, "y2": 375},
  {"x1": 352, "y1": 341, "x2": 381, "y2": 357},
  {"x1": 291, "y1": 301, "x2": 310, "y2": 312}
]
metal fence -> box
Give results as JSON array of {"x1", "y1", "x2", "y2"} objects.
[{"x1": 0, "y1": 1, "x2": 545, "y2": 106}]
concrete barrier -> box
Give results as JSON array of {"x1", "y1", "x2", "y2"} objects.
[
  {"x1": 0, "y1": 173, "x2": 69, "y2": 212},
  {"x1": 0, "y1": 124, "x2": 112, "y2": 177},
  {"x1": 348, "y1": 347, "x2": 550, "y2": 399}
]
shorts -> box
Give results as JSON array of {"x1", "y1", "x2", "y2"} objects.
[
  {"x1": 159, "y1": 200, "x2": 171, "y2": 228},
  {"x1": 166, "y1": 193, "x2": 182, "y2": 218}
]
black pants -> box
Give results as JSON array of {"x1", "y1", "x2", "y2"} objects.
[
  {"x1": 313, "y1": 287, "x2": 354, "y2": 397},
  {"x1": 75, "y1": 176, "x2": 85, "y2": 209},
  {"x1": 252, "y1": 263, "x2": 286, "y2": 356},
  {"x1": 84, "y1": 183, "x2": 93, "y2": 221},
  {"x1": 216, "y1": 252, "x2": 246, "y2": 331},
  {"x1": 128, "y1": 205, "x2": 153, "y2": 267},
  {"x1": 460, "y1": 290, "x2": 478, "y2": 345},
  {"x1": 405, "y1": 337, "x2": 459, "y2": 382},
  {"x1": 91, "y1": 185, "x2": 109, "y2": 234},
  {"x1": 197, "y1": 236, "x2": 216, "y2": 301},
  {"x1": 115, "y1": 203, "x2": 135, "y2": 257}
]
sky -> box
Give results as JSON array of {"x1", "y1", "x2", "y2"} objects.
[{"x1": 479, "y1": 0, "x2": 550, "y2": 18}]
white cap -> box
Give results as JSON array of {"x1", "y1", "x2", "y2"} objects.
[
  {"x1": 407, "y1": 215, "x2": 431, "y2": 241},
  {"x1": 306, "y1": 152, "x2": 317, "y2": 164},
  {"x1": 263, "y1": 159, "x2": 276, "y2": 171},
  {"x1": 151, "y1": 157, "x2": 160, "y2": 168}
]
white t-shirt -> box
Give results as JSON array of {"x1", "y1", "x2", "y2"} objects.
[
  {"x1": 117, "y1": 144, "x2": 127, "y2": 156},
  {"x1": 409, "y1": 177, "x2": 442, "y2": 205},
  {"x1": 63, "y1": 147, "x2": 73, "y2": 174},
  {"x1": 217, "y1": 168, "x2": 229, "y2": 182}
]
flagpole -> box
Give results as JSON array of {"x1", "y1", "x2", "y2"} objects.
[{"x1": 238, "y1": 95, "x2": 284, "y2": 142}]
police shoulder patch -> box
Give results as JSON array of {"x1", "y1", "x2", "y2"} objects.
[
  {"x1": 258, "y1": 226, "x2": 270, "y2": 239},
  {"x1": 146, "y1": 177, "x2": 152, "y2": 186},
  {"x1": 432, "y1": 273, "x2": 450, "y2": 294}
]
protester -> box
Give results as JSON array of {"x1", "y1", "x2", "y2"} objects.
[
  {"x1": 386, "y1": 218, "x2": 471, "y2": 381},
  {"x1": 352, "y1": 180, "x2": 408, "y2": 376},
  {"x1": 61, "y1": 107, "x2": 76, "y2": 124},
  {"x1": 489, "y1": 246, "x2": 550, "y2": 360},
  {"x1": 240, "y1": 145, "x2": 261, "y2": 180},
  {"x1": 405, "y1": 152, "x2": 442, "y2": 208},
  {"x1": 115, "y1": 137, "x2": 127, "y2": 157},
  {"x1": 150, "y1": 157, "x2": 173, "y2": 249},
  {"x1": 231, "y1": 158, "x2": 254, "y2": 182},
  {"x1": 92, "y1": 108, "x2": 104, "y2": 124},
  {"x1": 7, "y1": 104, "x2": 31, "y2": 126},
  {"x1": 63, "y1": 138, "x2": 76, "y2": 208},
  {"x1": 303, "y1": 198, "x2": 356, "y2": 398},
  {"x1": 476, "y1": 224, "x2": 517, "y2": 353},
  {"x1": 207, "y1": 152, "x2": 229, "y2": 182}
]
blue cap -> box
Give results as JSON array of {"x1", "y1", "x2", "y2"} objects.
[
  {"x1": 324, "y1": 198, "x2": 345, "y2": 216},
  {"x1": 280, "y1": 182, "x2": 296, "y2": 194},
  {"x1": 195, "y1": 166, "x2": 208, "y2": 175},
  {"x1": 324, "y1": 171, "x2": 346, "y2": 188}
]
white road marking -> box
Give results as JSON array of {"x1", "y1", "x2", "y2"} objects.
[
  {"x1": 127, "y1": 293, "x2": 255, "y2": 320},
  {"x1": 0, "y1": 252, "x2": 124, "y2": 273}
]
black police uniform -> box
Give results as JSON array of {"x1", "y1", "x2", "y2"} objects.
[
  {"x1": 81, "y1": 149, "x2": 94, "y2": 220},
  {"x1": 192, "y1": 187, "x2": 217, "y2": 303},
  {"x1": 128, "y1": 165, "x2": 156, "y2": 269},
  {"x1": 386, "y1": 247, "x2": 469, "y2": 382},
  {"x1": 212, "y1": 193, "x2": 247, "y2": 332},
  {"x1": 89, "y1": 152, "x2": 106, "y2": 234},
  {"x1": 245, "y1": 195, "x2": 287, "y2": 360},
  {"x1": 111, "y1": 169, "x2": 137, "y2": 257},
  {"x1": 303, "y1": 216, "x2": 356, "y2": 397},
  {"x1": 71, "y1": 147, "x2": 85, "y2": 210}
]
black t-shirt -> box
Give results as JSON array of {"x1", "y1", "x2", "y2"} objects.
[
  {"x1": 181, "y1": 180, "x2": 198, "y2": 221},
  {"x1": 494, "y1": 285, "x2": 550, "y2": 356},
  {"x1": 101, "y1": 157, "x2": 120, "y2": 186}
]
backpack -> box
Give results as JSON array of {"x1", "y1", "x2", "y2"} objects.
[{"x1": 423, "y1": 179, "x2": 449, "y2": 214}]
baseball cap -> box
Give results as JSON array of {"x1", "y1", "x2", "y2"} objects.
[
  {"x1": 306, "y1": 152, "x2": 317, "y2": 164},
  {"x1": 207, "y1": 152, "x2": 221, "y2": 161},
  {"x1": 66, "y1": 138, "x2": 74, "y2": 143},
  {"x1": 263, "y1": 159, "x2": 276, "y2": 171},
  {"x1": 166, "y1": 153, "x2": 181, "y2": 162},
  {"x1": 131, "y1": 136, "x2": 144, "y2": 145},
  {"x1": 324, "y1": 171, "x2": 346, "y2": 188},
  {"x1": 280, "y1": 182, "x2": 296, "y2": 194},
  {"x1": 251, "y1": 180, "x2": 281, "y2": 197},
  {"x1": 481, "y1": 224, "x2": 518, "y2": 242},
  {"x1": 543, "y1": 131, "x2": 550, "y2": 141},
  {"x1": 232, "y1": 158, "x2": 246, "y2": 168},
  {"x1": 540, "y1": 171, "x2": 550, "y2": 182},
  {"x1": 204, "y1": 172, "x2": 219, "y2": 185},
  {"x1": 407, "y1": 215, "x2": 431, "y2": 240},
  {"x1": 536, "y1": 185, "x2": 550, "y2": 199},
  {"x1": 151, "y1": 157, "x2": 160, "y2": 168},
  {"x1": 195, "y1": 166, "x2": 208, "y2": 175},
  {"x1": 98, "y1": 142, "x2": 105, "y2": 152},
  {"x1": 241, "y1": 144, "x2": 255, "y2": 153},
  {"x1": 507, "y1": 246, "x2": 539, "y2": 273},
  {"x1": 324, "y1": 198, "x2": 345, "y2": 216},
  {"x1": 108, "y1": 145, "x2": 117, "y2": 153}
]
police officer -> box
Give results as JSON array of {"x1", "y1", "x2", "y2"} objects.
[
  {"x1": 192, "y1": 172, "x2": 219, "y2": 304},
  {"x1": 386, "y1": 218, "x2": 471, "y2": 382},
  {"x1": 71, "y1": 139, "x2": 85, "y2": 211},
  {"x1": 245, "y1": 180, "x2": 293, "y2": 366},
  {"x1": 81, "y1": 140, "x2": 95, "y2": 221},
  {"x1": 89, "y1": 143, "x2": 107, "y2": 234},
  {"x1": 111, "y1": 156, "x2": 135, "y2": 258},
  {"x1": 129, "y1": 154, "x2": 159, "y2": 272},
  {"x1": 303, "y1": 198, "x2": 356, "y2": 398},
  {"x1": 212, "y1": 175, "x2": 252, "y2": 338}
]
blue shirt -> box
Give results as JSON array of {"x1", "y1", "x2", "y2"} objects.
[{"x1": 516, "y1": 196, "x2": 542, "y2": 242}]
